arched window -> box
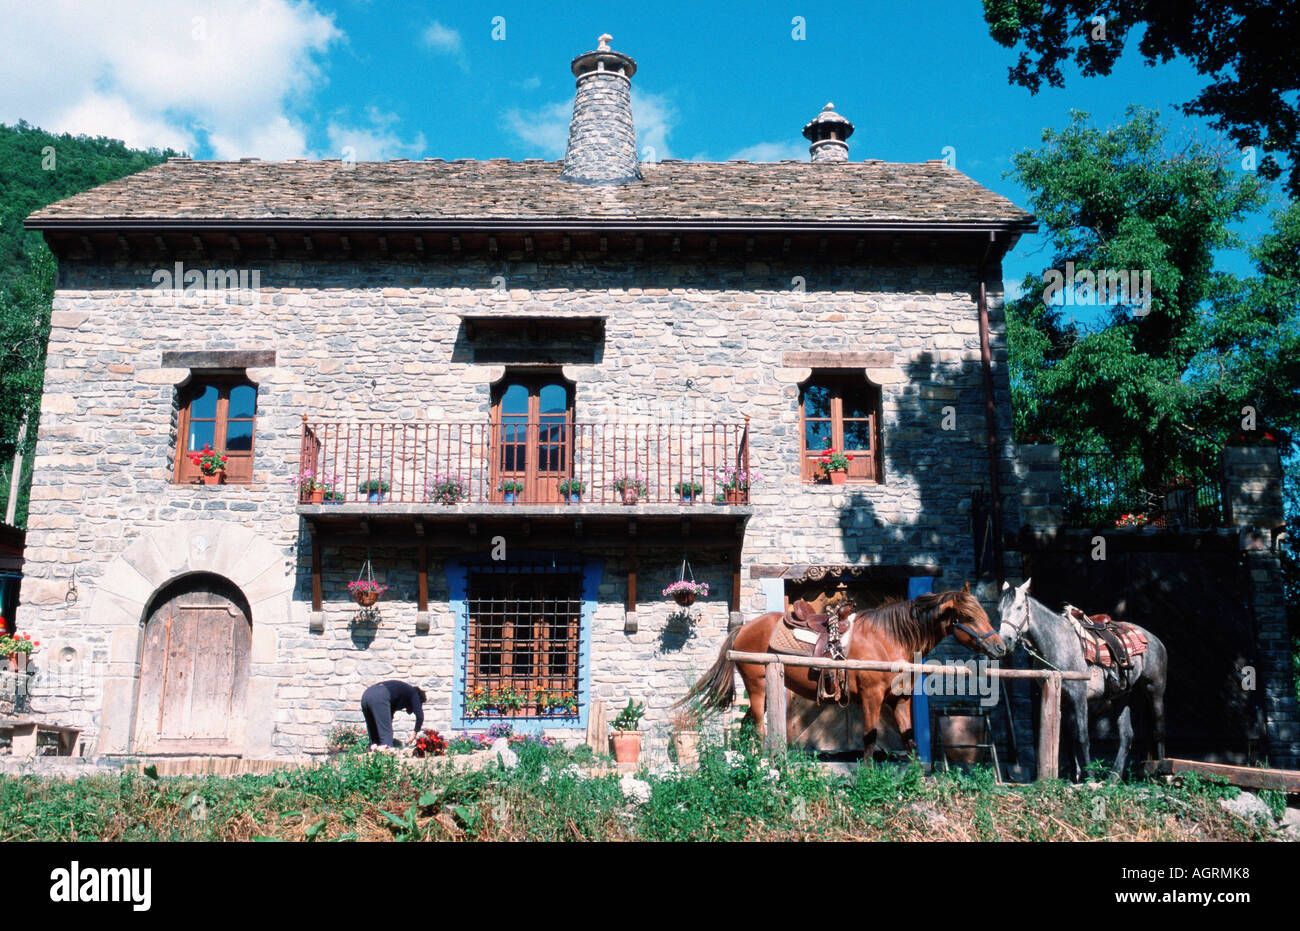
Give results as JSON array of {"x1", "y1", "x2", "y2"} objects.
[
  {"x1": 174, "y1": 375, "x2": 258, "y2": 484},
  {"x1": 798, "y1": 371, "x2": 883, "y2": 483}
]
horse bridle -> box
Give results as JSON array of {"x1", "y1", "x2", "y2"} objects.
[{"x1": 952, "y1": 618, "x2": 998, "y2": 648}]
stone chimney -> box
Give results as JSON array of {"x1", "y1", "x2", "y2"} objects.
[
  {"x1": 561, "y1": 34, "x2": 641, "y2": 184},
  {"x1": 802, "y1": 103, "x2": 854, "y2": 162}
]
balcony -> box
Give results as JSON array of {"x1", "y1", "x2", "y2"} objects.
[
  {"x1": 296, "y1": 418, "x2": 755, "y2": 616},
  {"x1": 297, "y1": 418, "x2": 752, "y2": 508}
]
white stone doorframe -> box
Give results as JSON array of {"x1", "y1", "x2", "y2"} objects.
[{"x1": 91, "y1": 521, "x2": 290, "y2": 756}]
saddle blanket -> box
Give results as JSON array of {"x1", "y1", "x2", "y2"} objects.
[
  {"x1": 1065, "y1": 612, "x2": 1148, "y2": 668},
  {"x1": 769, "y1": 617, "x2": 854, "y2": 657}
]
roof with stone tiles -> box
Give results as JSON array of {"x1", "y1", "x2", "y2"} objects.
[{"x1": 27, "y1": 157, "x2": 1034, "y2": 228}]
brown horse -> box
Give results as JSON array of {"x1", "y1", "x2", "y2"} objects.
[{"x1": 681, "y1": 585, "x2": 1007, "y2": 760}]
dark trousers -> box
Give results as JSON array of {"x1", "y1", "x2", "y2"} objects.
[{"x1": 360, "y1": 684, "x2": 394, "y2": 747}]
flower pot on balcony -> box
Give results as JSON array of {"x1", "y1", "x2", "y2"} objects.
[
  {"x1": 309, "y1": 488, "x2": 325, "y2": 504},
  {"x1": 202, "y1": 471, "x2": 223, "y2": 486},
  {"x1": 672, "y1": 590, "x2": 697, "y2": 608},
  {"x1": 828, "y1": 469, "x2": 847, "y2": 485},
  {"x1": 623, "y1": 490, "x2": 640, "y2": 505},
  {"x1": 724, "y1": 489, "x2": 746, "y2": 505},
  {"x1": 567, "y1": 494, "x2": 582, "y2": 504},
  {"x1": 504, "y1": 492, "x2": 518, "y2": 504},
  {"x1": 5, "y1": 654, "x2": 18, "y2": 672}
]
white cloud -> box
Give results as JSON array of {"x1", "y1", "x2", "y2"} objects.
[
  {"x1": 421, "y1": 20, "x2": 467, "y2": 71},
  {"x1": 503, "y1": 91, "x2": 678, "y2": 161},
  {"x1": 727, "y1": 140, "x2": 808, "y2": 162},
  {"x1": 503, "y1": 100, "x2": 570, "y2": 156},
  {"x1": 326, "y1": 108, "x2": 426, "y2": 162},
  {"x1": 54, "y1": 92, "x2": 195, "y2": 154},
  {"x1": 0, "y1": 0, "x2": 341, "y2": 158}
]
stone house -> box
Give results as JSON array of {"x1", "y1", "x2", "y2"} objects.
[{"x1": 19, "y1": 38, "x2": 1037, "y2": 759}]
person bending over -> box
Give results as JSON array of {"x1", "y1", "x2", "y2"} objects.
[{"x1": 360, "y1": 680, "x2": 426, "y2": 748}]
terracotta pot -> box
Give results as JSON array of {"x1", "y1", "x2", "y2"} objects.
[
  {"x1": 724, "y1": 489, "x2": 746, "y2": 505},
  {"x1": 353, "y1": 589, "x2": 380, "y2": 608},
  {"x1": 671, "y1": 730, "x2": 701, "y2": 766},
  {"x1": 5, "y1": 654, "x2": 18, "y2": 672},
  {"x1": 202, "y1": 471, "x2": 223, "y2": 485},
  {"x1": 672, "y1": 590, "x2": 697, "y2": 607},
  {"x1": 310, "y1": 488, "x2": 325, "y2": 504},
  {"x1": 610, "y1": 731, "x2": 642, "y2": 763},
  {"x1": 828, "y1": 469, "x2": 847, "y2": 485},
  {"x1": 622, "y1": 489, "x2": 640, "y2": 505}
]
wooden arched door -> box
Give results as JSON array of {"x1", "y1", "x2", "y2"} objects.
[{"x1": 134, "y1": 577, "x2": 252, "y2": 754}]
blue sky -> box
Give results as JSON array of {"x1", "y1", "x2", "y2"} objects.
[{"x1": 0, "y1": 0, "x2": 1287, "y2": 298}]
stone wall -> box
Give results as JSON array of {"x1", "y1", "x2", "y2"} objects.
[{"x1": 18, "y1": 252, "x2": 1015, "y2": 756}]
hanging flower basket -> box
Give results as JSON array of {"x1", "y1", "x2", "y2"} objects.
[
  {"x1": 348, "y1": 580, "x2": 387, "y2": 607},
  {"x1": 660, "y1": 574, "x2": 712, "y2": 611}
]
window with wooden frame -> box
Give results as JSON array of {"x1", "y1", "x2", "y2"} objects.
[
  {"x1": 490, "y1": 372, "x2": 574, "y2": 504},
  {"x1": 174, "y1": 374, "x2": 258, "y2": 484},
  {"x1": 799, "y1": 371, "x2": 883, "y2": 483},
  {"x1": 465, "y1": 571, "x2": 582, "y2": 718}
]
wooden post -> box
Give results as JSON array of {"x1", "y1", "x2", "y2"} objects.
[
  {"x1": 764, "y1": 660, "x2": 788, "y2": 758},
  {"x1": 310, "y1": 524, "x2": 322, "y2": 612},
  {"x1": 416, "y1": 542, "x2": 428, "y2": 612},
  {"x1": 586, "y1": 698, "x2": 608, "y2": 756},
  {"x1": 1037, "y1": 671, "x2": 1062, "y2": 780}
]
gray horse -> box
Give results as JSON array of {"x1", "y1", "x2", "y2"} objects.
[{"x1": 997, "y1": 579, "x2": 1168, "y2": 779}]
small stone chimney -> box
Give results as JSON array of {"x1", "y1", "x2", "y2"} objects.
[
  {"x1": 561, "y1": 34, "x2": 641, "y2": 184},
  {"x1": 802, "y1": 103, "x2": 854, "y2": 162}
]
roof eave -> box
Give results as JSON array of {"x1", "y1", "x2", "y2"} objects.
[{"x1": 25, "y1": 216, "x2": 1038, "y2": 236}]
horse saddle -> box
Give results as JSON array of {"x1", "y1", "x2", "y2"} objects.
[
  {"x1": 771, "y1": 600, "x2": 854, "y2": 704},
  {"x1": 1063, "y1": 604, "x2": 1148, "y2": 686}
]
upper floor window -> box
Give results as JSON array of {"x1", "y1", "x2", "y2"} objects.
[
  {"x1": 799, "y1": 371, "x2": 883, "y2": 483},
  {"x1": 174, "y1": 375, "x2": 257, "y2": 484}
]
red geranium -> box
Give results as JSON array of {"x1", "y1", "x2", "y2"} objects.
[{"x1": 190, "y1": 444, "x2": 227, "y2": 475}]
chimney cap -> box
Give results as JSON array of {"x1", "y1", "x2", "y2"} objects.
[
  {"x1": 802, "y1": 103, "x2": 855, "y2": 142},
  {"x1": 570, "y1": 33, "x2": 637, "y2": 79}
]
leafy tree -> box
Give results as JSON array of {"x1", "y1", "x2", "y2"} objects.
[
  {"x1": 983, "y1": 1, "x2": 1300, "y2": 196},
  {"x1": 1004, "y1": 107, "x2": 1299, "y2": 491},
  {"x1": 0, "y1": 122, "x2": 176, "y2": 523}
]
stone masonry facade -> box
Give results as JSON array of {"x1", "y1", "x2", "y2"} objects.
[{"x1": 18, "y1": 252, "x2": 1016, "y2": 757}]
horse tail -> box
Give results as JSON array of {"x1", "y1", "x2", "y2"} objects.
[{"x1": 678, "y1": 626, "x2": 742, "y2": 713}]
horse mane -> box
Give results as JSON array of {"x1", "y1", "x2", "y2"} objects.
[{"x1": 856, "y1": 590, "x2": 981, "y2": 653}]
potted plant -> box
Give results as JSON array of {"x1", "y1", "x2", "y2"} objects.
[
  {"x1": 669, "y1": 706, "x2": 702, "y2": 767},
  {"x1": 816, "y1": 442, "x2": 853, "y2": 485},
  {"x1": 672, "y1": 480, "x2": 704, "y2": 503},
  {"x1": 288, "y1": 469, "x2": 334, "y2": 504},
  {"x1": 611, "y1": 472, "x2": 648, "y2": 505},
  {"x1": 537, "y1": 689, "x2": 578, "y2": 716},
  {"x1": 465, "y1": 684, "x2": 527, "y2": 717},
  {"x1": 1115, "y1": 512, "x2": 1151, "y2": 530},
  {"x1": 662, "y1": 579, "x2": 709, "y2": 607},
  {"x1": 426, "y1": 474, "x2": 468, "y2": 505},
  {"x1": 324, "y1": 488, "x2": 346, "y2": 504},
  {"x1": 558, "y1": 478, "x2": 586, "y2": 504},
  {"x1": 359, "y1": 479, "x2": 389, "y2": 503},
  {"x1": 714, "y1": 466, "x2": 759, "y2": 505},
  {"x1": 347, "y1": 579, "x2": 388, "y2": 607},
  {"x1": 190, "y1": 444, "x2": 227, "y2": 485},
  {"x1": 497, "y1": 479, "x2": 525, "y2": 504},
  {"x1": 0, "y1": 632, "x2": 37, "y2": 672},
  {"x1": 610, "y1": 698, "x2": 646, "y2": 763}
]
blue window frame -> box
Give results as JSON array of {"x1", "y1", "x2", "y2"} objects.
[{"x1": 448, "y1": 553, "x2": 600, "y2": 733}]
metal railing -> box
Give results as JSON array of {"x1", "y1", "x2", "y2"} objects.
[
  {"x1": 298, "y1": 417, "x2": 752, "y2": 506},
  {"x1": 1060, "y1": 451, "x2": 1222, "y2": 528}
]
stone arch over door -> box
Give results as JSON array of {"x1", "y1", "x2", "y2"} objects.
[
  {"x1": 134, "y1": 573, "x2": 252, "y2": 754},
  {"x1": 86, "y1": 521, "x2": 294, "y2": 756}
]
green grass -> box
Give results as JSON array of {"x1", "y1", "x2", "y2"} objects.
[{"x1": 0, "y1": 741, "x2": 1277, "y2": 842}]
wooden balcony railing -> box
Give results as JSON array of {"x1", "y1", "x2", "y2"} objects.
[{"x1": 298, "y1": 417, "x2": 752, "y2": 506}]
